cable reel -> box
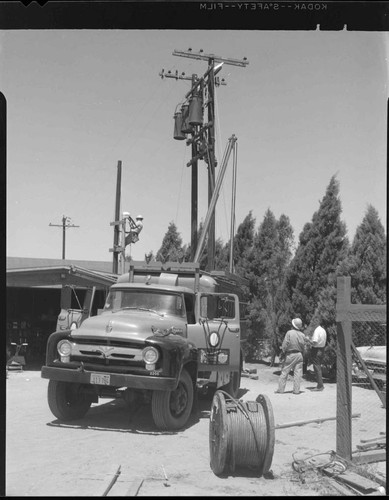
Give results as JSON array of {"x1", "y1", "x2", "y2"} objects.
[{"x1": 209, "y1": 390, "x2": 275, "y2": 477}]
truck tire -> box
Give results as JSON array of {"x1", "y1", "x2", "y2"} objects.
[
  {"x1": 221, "y1": 370, "x2": 240, "y2": 398},
  {"x1": 151, "y1": 369, "x2": 193, "y2": 431},
  {"x1": 48, "y1": 380, "x2": 92, "y2": 421}
]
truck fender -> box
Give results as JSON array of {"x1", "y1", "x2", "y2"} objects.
[{"x1": 45, "y1": 330, "x2": 72, "y2": 364}]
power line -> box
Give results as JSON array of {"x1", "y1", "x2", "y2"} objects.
[{"x1": 49, "y1": 215, "x2": 80, "y2": 260}]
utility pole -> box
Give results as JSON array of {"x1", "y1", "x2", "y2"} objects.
[
  {"x1": 163, "y1": 48, "x2": 248, "y2": 269},
  {"x1": 160, "y1": 69, "x2": 200, "y2": 260},
  {"x1": 109, "y1": 160, "x2": 122, "y2": 274},
  {"x1": 49, "y1": 216, "x2": 80, "y2": 260}
]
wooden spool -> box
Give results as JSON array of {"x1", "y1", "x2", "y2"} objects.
[{"x1": 209, "y1": 391, "x2": 275, "y2": 476}]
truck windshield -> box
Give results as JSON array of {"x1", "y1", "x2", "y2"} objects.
[{"x1": 103, "y1": 289, "x2": 186, "y2": 318}]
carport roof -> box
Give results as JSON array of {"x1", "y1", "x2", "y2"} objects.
[{"x1": 6, "y1": 257, "x2": 118, "y2": 288}]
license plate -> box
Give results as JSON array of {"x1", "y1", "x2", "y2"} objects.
[{"x1": 90, "y1": 373, "x2": 110, "y2": 385}]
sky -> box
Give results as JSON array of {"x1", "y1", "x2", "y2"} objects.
[{"x1": 3, "y1": 29, "x2": 388, "y2": 264}]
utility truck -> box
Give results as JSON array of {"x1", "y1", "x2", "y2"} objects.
[
  {"x1": 41, "y1": 260, "x2": 248, "y2": 430},
  {"x1": 42, "y1": 94, "x2": 247, "y2": 430}
]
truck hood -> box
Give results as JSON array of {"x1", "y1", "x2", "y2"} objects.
[{"x1": 71, "y1": 311, "x2": 186, "y2": 342}]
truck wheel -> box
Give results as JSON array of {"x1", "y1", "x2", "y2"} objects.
[
  {"x1": 151, "y1": 369, "x2": 193, "y2": 431},
  {"x1": 221, "y1": 370, "x2": 240, "y2": 398},
  {"x1": 48, "y1": 380, "x2": 92, "y2": 421}
]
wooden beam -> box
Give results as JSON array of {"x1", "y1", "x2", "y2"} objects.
[
  {"x1": 101, "y1": 465, "x2": 121, "y2": 496},
  {"x1": 352, "y1": 450, "x2": 387, "y2": 467},
  {"x1": 333, "y1": 470, "x2": 383, "y2": 493},
  {"x1": 337, "y1": 304, "x2": 386, "y2": 322},
  {"x1": 324, "y1": 476, "x2": 355, "y2": 496},
  {"x1": 336, "y1": 277, "x2": 353, "y2": 461},
  {"x1": 275, "y1": 413, "x2": 360, "y2": 430},
  {"x1": 126, "y1": 477, "x2": 144, "y2": 497}
]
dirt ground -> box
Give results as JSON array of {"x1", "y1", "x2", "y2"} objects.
[{"x1": 5, "y1": 361, "x2": 386, "y2": 496}]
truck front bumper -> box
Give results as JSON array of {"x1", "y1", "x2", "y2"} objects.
[{"x1": 41, "y1": 365, "x2": 178, "y2": 391}]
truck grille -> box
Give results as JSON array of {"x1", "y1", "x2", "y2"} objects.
[{"x1": 68, "y1": 338, "x2": 144, "y2": 366}]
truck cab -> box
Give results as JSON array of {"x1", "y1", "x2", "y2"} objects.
[{"x1": 41, "y1": 261, "x2": 247, "y2": 431}]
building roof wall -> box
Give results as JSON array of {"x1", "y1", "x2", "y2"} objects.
[
  {"x1": 6, "y1": 257, "x2": 118, "y2": 288},
  {"x1": 7, "y1": 256, "x2": 114, "y2": 273}
]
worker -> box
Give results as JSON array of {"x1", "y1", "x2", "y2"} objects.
[
  {"x1": 306, "y1": 323, "x2": 327, "y2": 391},
  {"x1": 125, "y1": 215, "x2": 144, "y2": 245},
  {"x1": 275, "y1": 318, "x2": 306, "y2": 395}
]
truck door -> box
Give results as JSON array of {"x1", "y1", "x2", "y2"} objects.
[{"x1": 187, "y1": 293, "x2": 241, "y2": 372}]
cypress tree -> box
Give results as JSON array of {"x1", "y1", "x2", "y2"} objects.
[
  {"x1": 338, "y1": 204, "x2": 387, "y2": 348},
  {"x1": 233, "y1": 211, "x2": 256, "y2": 271},
  {"x1": 347, "y1": 204, "x2": 386, "y2": 304},
  {"x1": 245, "y1": 209, "x2": 294, "y2": 361},
  {"x1": 286, "y1": 176, "x2": 349, "y2": 377},
  {"x1": 286, "y1": 175, "x2": 349, "y2": 324},
  {"x1": 156, "y1": 221, "x2": 184, "y2": 263}
]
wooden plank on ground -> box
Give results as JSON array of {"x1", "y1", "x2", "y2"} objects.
[
  {"x1": 356, "y1": 440, "x2": 386, "y2": 451},
  {"x1": 335, "y1": 471, "x2": 382, "y2": 492},
  {"x1": 328, "y1": 478, "x2": 356, "y2": 496},
  {"x1": 360, "y1": 436, "x2": 387, "y2": 443},
  {"x1": 126, "y1": 477, "x2": 144, "y2": 497},
  {"x1": 352, "y1": 450, "x2": 387, "y2": 465},
  {"x1": 101, "y1": 465, "x2": 121, "y2": 496}
]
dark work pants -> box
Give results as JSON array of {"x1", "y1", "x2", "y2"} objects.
[{"x1": 311, "y1": 346, "x2": 324, "y2": 388}]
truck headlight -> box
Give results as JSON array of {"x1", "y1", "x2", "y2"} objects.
[
  {"x1": 142, "y1": 346, "x2": 159, "y2": 365},
  {"x1": 57, "y1": 339, "x2": 72, "y2": 362}
]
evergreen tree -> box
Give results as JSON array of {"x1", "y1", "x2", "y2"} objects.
[
  {"x1": 347, "y1": 204, "x2": 386, "y2": 304},
  {"x1": 214, "y1": 211, "x2": 257, "y2": 274},
  {"x1": 336, "y1": 205, "x2": 387, "y2": 349},
  {"x1": 286, "y1": 175, "x2": 349, "y2": 324},
  {"x1": 183, "y1": 222, "x2": 227, "y2": 270},
  {"x1": 245, "y1": 209, "x2": 294, "y2": 361},
  {"x1": 156, "y1": 221, "x2": 184, "y2": 263},
  {"x1": 214, "y1": 238, "x2": 229, "y2": 271},
  {"x1": 286, "y1": 176, "x2": 349, "y2": 376},
  {"x1": 233, "y1": 211, "x2": 256, "y2": 276}
]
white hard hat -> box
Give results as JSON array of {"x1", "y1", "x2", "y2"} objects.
[
  {"x1": 292, "y1": 318, "x2": 303, "y2": 330},
  {"x1": 136, "y1": 215, "x2": 143, "y2": 220},
  {"x1": 122, "y1": 211, "x2": 130, "y2": 218}
]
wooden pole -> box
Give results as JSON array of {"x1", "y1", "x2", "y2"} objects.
[
  {"x1": 207, "y1": 58, "x2": 216, "y2": 271},
  {"x1": 112, "y1": 161, "x2": 122, "y2": 274},
  {"x1": 336, "y1": 277, "x2": 354, "y2": 460},
  {"x1": 229, "y1": 142, "x2": 237, "y2": 273},
  {"x1": 62, "y1": 215, "x2": 66, "y2": 259},
  {"x1": 275, "y1": 413, "x2": 360, "y2": 430},
  {"x1": 190, "y1": 74, "x2": 198, "y2": 262},
  {"x1": 101, "y1": 465, "x2": 121, "y2": 496}
]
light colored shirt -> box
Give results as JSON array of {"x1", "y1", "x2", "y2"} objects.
[
  {"x1": 135, "y1": 220, "x2": 143, "y2": 233},
  {"x1": 311, "y1": 325, "x2": 326, "y2": 348},
  {"x1": 281, "y1": 329, "x2": 306, "y2": 354}
]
